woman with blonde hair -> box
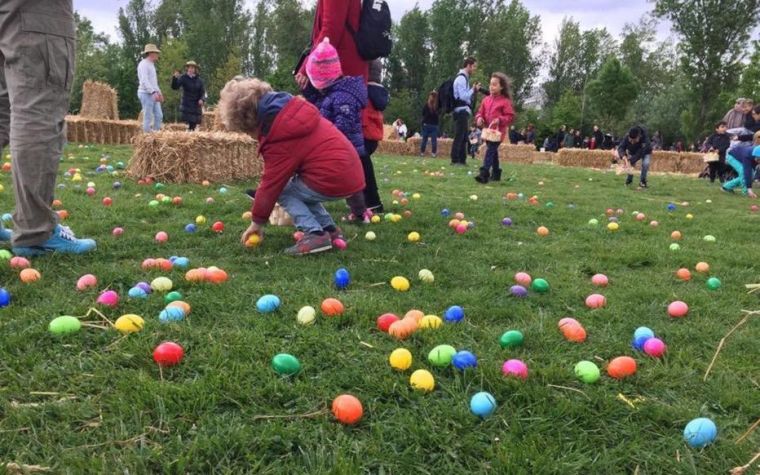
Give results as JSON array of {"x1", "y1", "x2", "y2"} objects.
[{"x1": 420, "y1": 90, "x2": 440, "y2": 157}]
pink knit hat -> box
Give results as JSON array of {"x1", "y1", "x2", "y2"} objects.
[{"x1": 306, "y1": 38, "x2": 342, "y2": 89}]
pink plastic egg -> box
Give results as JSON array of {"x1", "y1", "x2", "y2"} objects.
[
  {"x1": 333, "y1": 238, "x2": 347, "y2": 250},
  {"x1": 9, "y1": 256, "x2": 31, "y2": 269},
  {"x1": 591, "y1": 274, "x2": 608, "y2": 287},
  {"x1": 514, "y1": 272, "x2": 532, "y2": 286},
  {"x1": 76, "y1": 274, "x2": 97, "y2": 291},
  {"x1": 112, "y1": 227, "x2": 124, "y2": 236},
  {"x1": 502, "y1": 359, "x2": 528, "y2": 380},
  {"x1": 455, "y1": 223, "x2": 467, "y2": 234},
  {"x1": 643, "y1": 337, "x2": 667, "y2": 358},
  {"x1": 585, "y1": 293, "x2": 606, "y2": 309},
  {"x1": 86, "y1": 187, "x2": 96, "y2": 196},
  {"x1": 155, "y1": 231, "x2": 168, "y2": 243},
  {"x1": 650, "y1": 220, "x2": 659, "y2": 227},
  {"x1": 96, "y1": 290, "x2": 119, "y2": 307},
  {"x1": 668, "y1": 300, "x2": 688, "y2": 318}
]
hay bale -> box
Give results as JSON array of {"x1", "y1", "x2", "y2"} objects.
[
  {"x1": 65, "y1": 115, "x2": 83, "y2": 143},
  {"x1": 556, "y1": 149, "x2": 613, "y2": 169},
  {"x1": 164, "y1": 123, "x2": 188, "y2": 132},
  {"x1": 80, "y1": 80, "x2": 119, "y2": 120},
  {"x1": 377, "y1": 140, "x2": 413, "y2": 156},
  {"x1": 501, "y1": 144, "x2": 535, "y2": 164},
  {"x1": 127, "y1": 131, "x2": 261, "y2": 184},
  {"x1": 678, "y1": 153, "x2": 706, "y2": 174},
  {"x1": 383, "y1": 124, "x2": 396, "y2": 140},
  {"x1": 531, "y1": 151, "x2": 555, "y2": 164},
  {"x1": 650, "y1": 151, "x2": 681, "y2": 173},
  {"x1": 200, "y1": 110, "x2": 216, "y2": 131}
]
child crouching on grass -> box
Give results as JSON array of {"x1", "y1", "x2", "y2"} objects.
[
  {"x1": 302, "y1": 38, "x2": 371, "y2": 223},
  {"x1": 217, "y1": 77, "x2": 365, "y2": 256},
  {"x1": 721, "y1": 131, "x2": 760, "y2": 198},
  {"x1": 474, "y1": 72, "x2": 515, "y2": 184}
]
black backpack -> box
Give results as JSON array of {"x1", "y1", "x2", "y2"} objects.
[
  {"x1": 348, "y1": 0, "x2": 393, "y2": 61},
  {"x1": 437, "y1": 73, "x2": 466, "y2": 114}
]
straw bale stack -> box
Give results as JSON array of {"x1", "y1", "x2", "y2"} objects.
[
  {"x1": 678, "y1": 153, "x2": 707, "y2": 174},
  {"x1": 383, "y1": 124, "x2": 396, "y2": 140},
  {"x1": 80, "y1": 80, "x2": 119, "y2": 120},
  {"x1": 127, "y1": 131, "x2": 261, "y2": 184},
  {"x1": 164, "y1": 123, "x2": 188, "y2": 132},
  {"x1": 501, "y1": 144, "x2": 535, "y2": 164},
  {"x1": 377, "y1": 140, "x2": 413, "y2": 156},
  {"x1": 66, "y1": 117, "x2": 142, "y2": 145},
  {"x1": 200, "y1": 110, "x2": 217, "y2": 131},
  {"x1": 530, "y1": 151, "x2": 555, "y2": 164},
  {"x1": 649, "y1": 151, "x2": 681, "y2": 173},
  {"x1": 406, "y1": 137, "x2": 454, "y2": 158},
  {"x1": 555, "y1": 149, "x2": 613, "y2": 169}
]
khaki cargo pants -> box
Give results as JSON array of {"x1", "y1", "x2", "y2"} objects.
[{"x1": 0, "y1": 0, "x2": 74, "y2": 246}]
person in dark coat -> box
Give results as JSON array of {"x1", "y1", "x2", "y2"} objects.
[
  {"x1": 706, "y1": 121, "x2": 731, "y2": 183},
  {"x1": 592, "y1": 125, "x2": 604, "y2": 150},
  {"x1": 171, "y1": 61, "x2": 206, "y2": 131}
]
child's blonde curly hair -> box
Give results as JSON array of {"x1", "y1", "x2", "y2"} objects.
[{"x1": 217, "y1": 77, "x2": 273, "y2": 134}]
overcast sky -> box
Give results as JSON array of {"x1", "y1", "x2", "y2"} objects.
[{"x1": 74, "y1": 0, "x2": 670, "y2": 46}]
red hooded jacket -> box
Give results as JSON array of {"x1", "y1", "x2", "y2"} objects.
[
  {"x1": 475, "y1": 95, "x2": 515, "y2": 143},
  {"x1": 252, "y1": 97, "x2": 365, "y2": 225}
]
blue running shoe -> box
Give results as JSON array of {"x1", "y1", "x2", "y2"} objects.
[{"x1": 12, "y1": 225, "x2": 96, "y2": 256}]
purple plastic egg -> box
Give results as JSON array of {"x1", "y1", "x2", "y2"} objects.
[
  {"x1": 510, "y1": 285, "x2": 528, "y2": 297},
  {"x1": 502, "y1": 217, "x2": 513, "y2": 226}
]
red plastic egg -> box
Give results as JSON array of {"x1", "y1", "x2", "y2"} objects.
[{"x1": 153, "y1": 341, "x2": 184, "y2": 366}]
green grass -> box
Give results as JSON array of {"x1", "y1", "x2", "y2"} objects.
[{"x1": 1, "y1": 144, "x2": 758, "y2": 474}]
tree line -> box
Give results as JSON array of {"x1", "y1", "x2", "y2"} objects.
[{"x1": 73, "y1": 0, "x2": 760, "y2": 147}]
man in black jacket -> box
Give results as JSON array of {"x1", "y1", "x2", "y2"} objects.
[{"x1": 616, "y1": 126, "x2": 652, "y2": 188}]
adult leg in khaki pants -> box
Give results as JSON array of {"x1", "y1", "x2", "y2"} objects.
[{"x1": 0, "y1": 0, "x2": 95, "y2": 255}]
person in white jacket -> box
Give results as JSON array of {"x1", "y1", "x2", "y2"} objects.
[{"x1": 137, "y1": 44, "x2": 163, "y2": 132}]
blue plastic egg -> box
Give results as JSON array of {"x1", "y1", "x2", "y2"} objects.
[
  {"x1": 1, "y1": 213, "x2": 12, "y2": 223},
  {"x1": 112, "y1": 181, "x2": 122, "y2": 189},
  {"x1": 683, "y1": 418, "x2": 717, "y2": 448},
  {"x1": 452, "y1": 350, "x2": 477, "y2": 371},
  {"x1": 256, "y1": 294, "x2": 281, "y2": 313},
  {"x1": 172, "y1": 257, "x2": 190, "y2": 269},
  {"x1": 667, "y1": 203, "x2": 676, "y2": 211},
  {"x1": 632, "y1": 327, "x2": 655, "y2": 350},
  {"x1": 334, "y1": 268, "x2": 350, "y2": 290},
  {"x1": 441, "y1": 208, "x2": 450, "y2": 217},
  {"x1": 219, "y1": 187, "x2": 228, "y2": 194},
  {"x1": 185, "y1": 223, "x2": 197, "y2": 233},
  {"x1": 159, "y1": 306, "x2": 185, "y2": 323},
  {"x1": 128, "y1": 287, "x2": 147, "y2": 299},
  {"x1": 0, "y1": 288, "x2": 11, "y2": 307},
  {"x1": 444, "y1": 305, "x2": 465, "y2": 323},
  {"x1": 470, "y1": 392, "x2": 497, "y2": 417},
  {"x1": 106, "y1": 165, "x2": 114, "y2": 172}
]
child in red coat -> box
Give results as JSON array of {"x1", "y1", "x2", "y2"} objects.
[
  {"x1": 217, "y1": 77, "x2": 365, "y2": 256},
  {"x1": 474, "y1": 73, "x2": 515, "y2": 184}
]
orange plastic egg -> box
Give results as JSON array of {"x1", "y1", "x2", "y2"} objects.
[
  {"x1": 156, "y1": 258, "x2": 173, "y2": 271},
  {"x1": 404, "y1": 309, "x2": 424, "y2": 322},
  {"x1": 206, "y1": 268, "x2": 228, "y2": 284},
  {"x1": 607, "y1": 356, "x2": 637, "y2": 379},
  {"x1": 561, "y1": 323, "x2": 587, "y2": 343},
  {"x1": 675, "y1": 268, "x2": 691, "y2": 281},
  {"x1": 57, "y1": 210, "x2": 69, "y2": 220},
  {"x1": 537, "y1": 226, "x2": 549, "y2": 236},
  {"x1": 20, "y1": 268, "x2": 41, "y2": 283},
  {"x1": 671, "y1": 230, "x2": 682, "y2": 240},
  {"x1": 332, "y1": 394, "x2": 363, "y2": 425},
  {"x1": 185, "y1": 268, "x2": 206, "y2": 282},
  {"x1": 52, "y1": 199, "x2": 63, "y2": 208},
  {"x1": 321, "y1": 298, "x2": 345, "y2": 317},
  {"x1": 167, "y1": 300, "x2": 191, "y2": 315},
  {"x1": 695, "y1": 262, "x2": 710, "y2": 274}
]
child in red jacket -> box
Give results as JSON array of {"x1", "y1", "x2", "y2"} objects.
[
  {"x1": 218, "y1": 77, "x2": 365, "y2": 256},
  {"x1": 474, "y1": 72, "x2": 515, "y2": 184}
]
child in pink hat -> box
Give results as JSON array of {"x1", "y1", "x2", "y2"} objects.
[{"x1": 303, "y1": 38, "x2": 371, "y2": 223}]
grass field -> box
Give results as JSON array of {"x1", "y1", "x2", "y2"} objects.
[{"x1": 1, "y1": 144, "x2": 758, "y2": 474}]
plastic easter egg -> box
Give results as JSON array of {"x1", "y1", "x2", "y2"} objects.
[
  {"x1": 49, "y1": 315, "x2": 81, "y2": 335},
  {"x1": 19, "y1": 268, "x2": 41, "y2": 283},
  {"x1": 667, "y1": 203, "x2": 676, "y2": 211},
  {"x1": 172, "y1": 257, "x2": 190, "y2": 269},
  {"x1": 365, "y1": 231, "x2": 376, "y2": 241},
  {"x1": 321, "y1": 298, "x2": 344, "y2": 316},
  {"x1": 158, "y1": 306, "x2": 185, "y2": 323},
  {"x1": 167, "y1": 300, "x2": 191, "y2": 315},
  {"x1": 455, "y1": 223, "x2": 467, "y2": 234},
  {"x1": 112, "y1": 227, "x2": 124, "y2": 236},
  {"x1": 531, "y1": 278, "x2": 549, "y2": 293},
  {"x1": 206, "y1": 267, "x2": 228, "y2": 284},
  {"x1": 607, "y1": 222, "x2": 619, "y2": 232},
  {"x1": 499, "y1": 330, "x2": 524, "y2": 349},
  {"x1": 332, "y1": 394, "x2": 363, "y2": 424},
  {"x1": 441, "y1": 208, "x2": 450, "y2": 217},
  {"x1": 683, "y1": 418, "x2": 717, "y2": 448},
  {"x1": 635, "y1": 213, "x2": 645, "y2": 221},
  {"x1": 650, "y1": 220, "x2": 659, "y2": 227},
  {"x1": 164, "y1": 291, "x2": 182, "y2": 304},
  {"x1": 390, "y1": 276, "x2": 410, "y2": 292},
  {"x1": 444, "y1": 305, "x2": 464, "y2": 323},
  {"x1": 585, "y1": 293, "x2": 606, "y2": 309},
  {"x1": 404, "y1": 310, "x2": 424, "y2": 322},
  {"x1": 676, "y1": 268, "x2": 691, "y2": 281},
  {"x1": 514, "y1": 272, "x2": 532, "y2": 286},
  {"x1": 376, "y1": 313, "x2": 399, "y2": 332},
  {"x1": 195, "y1": 215, "x2": 206, "y2": 225},
  {"x1": 686, "y1": 213, "x2": 693, "y2": 220},
  {"x1": 389, "y1": 348, "x2": 412, "y2": 371},
  {"x1": 418, "y1": 314, "x2": 442, "y2": 329},
  {"x1": 97, "y1": 290, "x2": 119, "y2": 308},
  {"x1": 536, "y1": 226, "x2": 549, "y2": 236},
  {"x1": 706, "y1": 277, "x2": 721, "y2": 290},
  {"x1": 607, "y1": 356, "x2": 637, "y2": 379},
  {"x1": 297, "y1": 306, "x2": 316, "y2": 325},
  {"x1": 703, "y1": 235, "x2": 716, "y2": 242},
  {"x1": 76, "y1": 274, "x2": 97, "y2": 291},
  {"x1": 150, "y1": 277, "x2": 173, "y2": 292},
  {"x1": 561, "y1": 323, "x2": 587, "y2": 343},
  {"x1": 502, "y1": 217, "x2": 513, "y2": 226},
  {"x1": 668, "y1": 300, "x2": 688, "y2": 318},
  {"x1": 407, "y1": 232, "x2": 420, "y2": 242},
  {"x1": 242, "y1": 211, "x2": 252, "y2": 220},
  {"x1": 333, "y1": 238, "x2": 347, "y2": 250},
  {"x1": 211, "y1": 221, "x2": 224, "y2": 233},
  {"x1": 388, "y1": 319, "x2": 417, "y2": 340},
  {"x1": 334, "y1": 268, "x2": 350, "y2": 290},
  {"x1": 128, "y1": 287, "x2": 147, "y2": 299},
  {"x1": 0, "y1": 250, "x2": 10, "y2": 261},
  {"x1": 155, "y1": 231, "x2": 168, "y2": 243},
  {"x1": 588, "y1": 218, "x2": 599, "y2": 226},
  {"x1": 409, "y1": 369, "x2": 435, "y2": 392},
  {"x1": 256, "y1": 294, "x2": 281, "y2": 313},
  {"x1": 371, "y1": 215, "x2": 380, "y2": 224},
  {"x1": 502, "y1": 359, "x2": 528, "y2": 380},
  {"x1": 591, "y1": 274, "x2": 608, "y2": 287},
  {"x1": 452, "y1": 350, "x2": 477, "y2": 371},
  {"x1": 272, "y1": 353, "x2": 301, "y2": 376},
  {"x1": 185, "y1": 223, "x2": 197, "y2": 233},
  {"x1": 470, "y1": 392, "x2": 497, "y2": 417},
  {"x1": 102, "y1": 197, "x2": 112, "y2": 206},
  {"x1": 671, "y1": 230, "x2": 682, "y2": 240},
  {"x1": 574, "y1": 360, "x2": 601, "y2": 383},
  {"x1": 0, "y1": 288, "x2": 10, "y2": 307},
  {"x1": 148, "y1": 200, "x2": 159, "y2": 207},
  {"x1": 428, "y1": 344, "x2": 457, "y2": 367},
  {"x1": 510, "y1": 285, "x2": 528, "y2": 297},
  {"x1": 752, "y1": 204, "x2": 760, "y2": 213},
  {"x1": 245, "y1": 234, "x2": 261, "y2": 248},
  {"x1": 418, "y1": 269, "x2": 434, "y2": 283},
  {"x1": 643, "y1": 337, "x2": 667, "y2": 358},
  {"x1": 695, "y1": 262, "x2": 710, "y2": 273},
  {"x1": 632, "y1": 327, "x2": 655, "y2": 350},
  {"x1": 153, "y1": 342, "x2": 184, "y2": 366},
  {"x1": 669, "y1": 243, "x2": 681, "y2": 251},
  {"x1": 218, "y1": 187, "x2": 228, "y2": 194},
  {"x1": 114, "y1": 314, "x2": 144, "y2": 334}
]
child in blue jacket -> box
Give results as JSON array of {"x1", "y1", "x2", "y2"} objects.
[{"x1": 722, "y1": 131, "x2": 760, "y2": 198}]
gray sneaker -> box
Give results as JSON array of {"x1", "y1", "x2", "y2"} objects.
[{"x1": 284, "y1": 232, "x2": 332, "y2": 256}]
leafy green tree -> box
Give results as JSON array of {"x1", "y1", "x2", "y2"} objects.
[
  {"x1": 267, "y1": 0, "x2": 311, "y2": 91},
  {"x1": 387, "y1": 6, "x2": 430, "y2": 98},
  {"x1": 157, "y1": 38, "x2": 189, "y2": 123},
  {"x1": 209, "y1": 50, "x2": 243, "y2": 103},
  {"x1": 739, "y1": 41, "x2": 760, "y2": 100},
  {"x1": 250, "y1": 0, "x2": 273, "y2": 78},
  {"x1": 71, "y1": 13, "x2": 112, "y2": 114},
  {"x1": 585, "y1": 57, "x2": 639, "y2": 133},
  {"x1": 654, "y1": 0, "x2": 760, "y2": 138},
  {"x1": 549, "y1": 91, "x2": 582, "y2": 131}
]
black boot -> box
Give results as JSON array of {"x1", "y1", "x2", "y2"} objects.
[
  {"x1": 491, "y1": 169, "x2": 502, "y2": 182},
  {"x1": 475, "y1": 169, "x2": 489, "y2": 184}
]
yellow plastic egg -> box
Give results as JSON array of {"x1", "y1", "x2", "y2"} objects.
[
  {"x1": 407, "y1": 232, "x2": 420, "y2": 242},
  {"x1": 419, "y1": 315, "x2": 442, "y2": 329},
  {"x1": 365, "y1": 231, "x2": 376, "y2": 241},
  {"x1": 390, "y1": 214, "x2": 402, "y2": 223},
  {"x1": 410, "y1": 369, "x2": 435, "y2": 392},
  {"x1": 297, "y1": 306, "x2": 316, "y2": 325},
  {"x1": 246, "y1": 234, "x2": 261, "y2": 248},
  {"x1": 371, "y1": 215, "x2": 381, "y2": 224},
  {"x1": 150, "y1": 277, "x2": 173, "y2": 292},
  {"x1": 114, "y1": 314, "x2": 145, "y2": 334},
  {"x1": 412, "y1": 193, "x2": 421, "y2": 199},
  {"x1": 390, "y1": 276, "x2": 410, "y2": 292},
  {"x1": 195, "y1": 215, "x2": 206, "y2": 225},
  {"x1": 418, "y1": 269, "x2": 434, "y2": 283},
  {"x1": 607, "y1": 222, "x2": 619, "y2": 232},
  {"x1": 389, "y1": 348, "x2": 413, "y2": 371}
]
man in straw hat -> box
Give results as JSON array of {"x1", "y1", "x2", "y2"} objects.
[
  {"x1": 0, "y1": 0, "x2": 97, "y2": 256},
  {"x1": 138, "y1": 43, "x2": 163, "y2": 132},
  {"x1": 171, "y1": 61, "x2": 206, "y2": 131}
]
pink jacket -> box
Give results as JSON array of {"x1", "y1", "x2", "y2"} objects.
[{"x1": 475, "y1": 95, "x2": 515, "y2": 143}]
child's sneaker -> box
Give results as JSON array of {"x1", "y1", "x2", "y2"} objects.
[
  {"x1": 284, "y1": 232, "x2": 332, "y2": 256},
  {"x1": 12, "y1": 225, "x2": 96, "y2": 257}
]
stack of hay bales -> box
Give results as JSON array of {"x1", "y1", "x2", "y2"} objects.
[
  {"x1": 677, "y1": 152, "x2": 706, "y2": 174},
  {"x1": 377, "y1": 140, "x2": 413, "y2": 156},
  {"x1": 66, "y1": 116, "x2": 141, "y2": 145},
  {"x1": 501, "y1": 144, "x2": 535, "y2": 164},
  {"x1": 405, "y1": 137, "x2": 455, "y2": 157},
  {"x1": 383, "y1": 124, "x2": 396, "y2": 140},
  {"x1": 200, "y1": 110, "x2": 217, "y2": 131},
  {"x1": 127, "y1": 131, "x2": 261, "y2": 184},
  {"x1": 649, "y1": 151, "x2": 681, "y2": 173},
  {"x1": 79, "y1": 80, "x2": 119, "y2": 120},
  {"x1": 556, "y1": 149, "x2": 612, "y2": 168}
]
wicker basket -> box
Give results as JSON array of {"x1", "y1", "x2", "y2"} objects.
[
  {"x1": 268, "y1": 203, "x2": 293, "y2": 226},
  {"x1": 481, "y1": 128, "x2": 502, "y2": 143},
  {"x1": 703, "y1": 152, "x2": 719, "y2": 163}
]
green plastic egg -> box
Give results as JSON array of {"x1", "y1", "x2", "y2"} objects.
[
  {"x1": 427, "y1": 344, "x2": 457, "y2": 367},
  {"x1": 499, "y1": 330, "x2": 524, "y2": 349},
  {"x1": 272, "y1": 353, "x2": 301, "y2": 376},
  {"x1": 531, "y1": 278, "x2": 550, "y2": 293},
  {"x1": 49, "y1": 316, "x2": 81, "y2": 335}
]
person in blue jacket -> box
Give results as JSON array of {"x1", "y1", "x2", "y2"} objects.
[{"x1": 722, "y1": 132, "x2": 760, "y2": 198}]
